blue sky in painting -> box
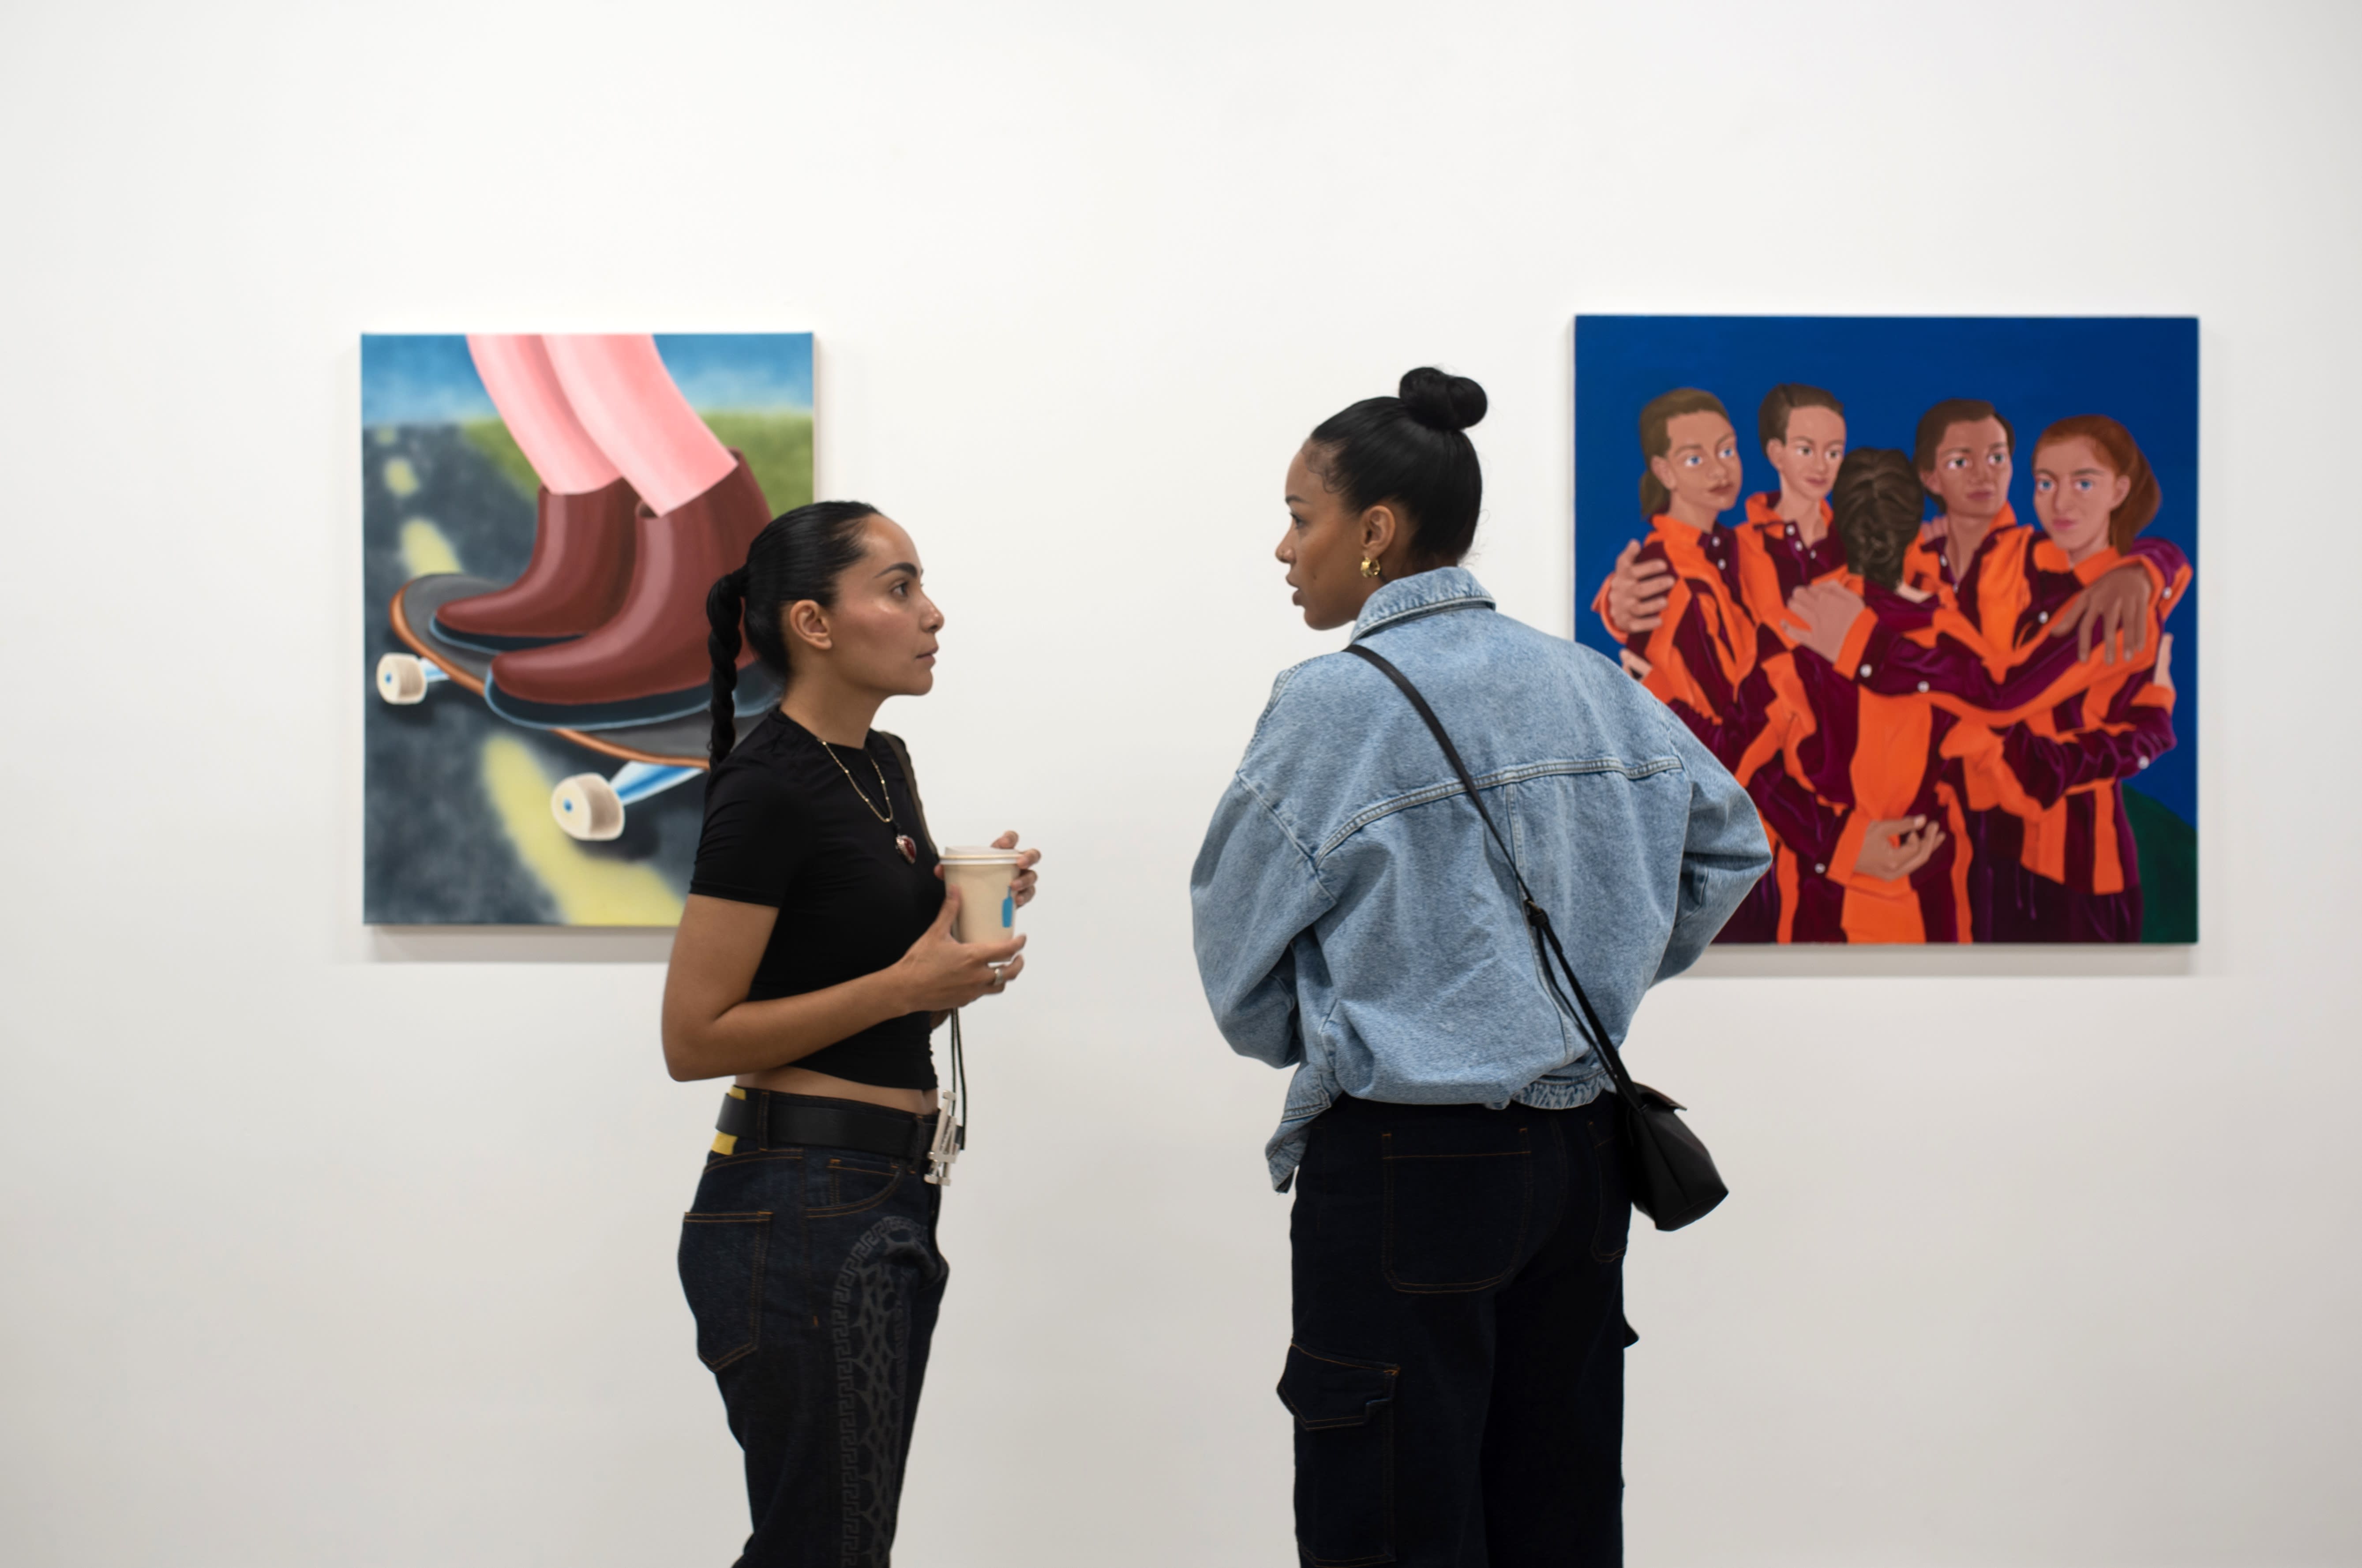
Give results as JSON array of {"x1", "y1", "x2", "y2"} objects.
[{"x1": 361, "y1": 333, "x2": 814, "y2": 425}]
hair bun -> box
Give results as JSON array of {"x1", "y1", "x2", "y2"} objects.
[{"x1": 1398, "y1": 367, "x2": 1487, "y2": 433}]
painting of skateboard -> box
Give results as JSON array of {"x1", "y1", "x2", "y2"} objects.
[{"x1": 373, "y1": 573, "x2": 770, "y2": 842}]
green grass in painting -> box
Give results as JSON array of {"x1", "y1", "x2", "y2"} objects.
[
  {"x1": 2124, "y1": 787, "x2": 2196, "y2": 942},
  {"x1": 461, "y1": 419, "x2": 541, "y2": 501},
  {"x1": 705, "y1": 412, "x2": 814, "y2": 513},
  {"x1": 460, "y1": 411, "x2": 815, "y2": 515}
]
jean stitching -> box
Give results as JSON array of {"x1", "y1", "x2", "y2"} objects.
[
  {"x1": 684, "y1": 1212, "x2": 770, "y2": 1371},
  {"x1": 703, "y1": 1150, "x2": 805, "y2": 1171},
  {"x1": 828, "y1": 1157, "x2": 899, "y2": 1209},
  {"x1": 810, "y1": 1164, "x2": 907, "y2": 1219},
  {"x1": 1286, "y1": 1342, "x2": 1401, "y2": 1374},
  {"x1": 1381, "y1": 1134, "x2": 1533, "y2": 1293},
  {"x1": 1585, "y1": 1113, "x2": 1629, "y2": 1263},
  {"x1": 1282, "y1": 1343, "x2": 1399, "y2": 1565},
  {"x1": 1318, "y1": 756, "x2": 1683, "y2": 858},
  {"x1": 1299, "y1": 1406, "x2": 1396, "y2": 1565}
]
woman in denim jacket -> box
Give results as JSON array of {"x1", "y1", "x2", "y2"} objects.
[{"x1": 1191, "y1": 369, "x2": 1770, "y2": 1568}]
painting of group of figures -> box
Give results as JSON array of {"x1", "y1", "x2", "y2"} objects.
[{"x1": 1574, "y1": 316, "x2": 2199, "y2": 943}]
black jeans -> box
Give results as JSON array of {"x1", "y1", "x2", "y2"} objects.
[
  {"x1": 1284, "y1": 1093, "x2": 1632, "y2": 1568},
  {"x1": 678, "y1": 1096, "x2": 949, "y2": 1568}
]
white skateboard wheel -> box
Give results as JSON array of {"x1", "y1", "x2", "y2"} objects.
[
  {"x1": 376, "y1": 653, "x2": 430, "y2": 704},
  {"x1": 551, "y1": 773, "x2": 626, "y2": 842}
]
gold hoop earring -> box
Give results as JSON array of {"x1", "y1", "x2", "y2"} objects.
[{"x1": 1360, "y1": 556, "x2": 1383, "y2": 580}]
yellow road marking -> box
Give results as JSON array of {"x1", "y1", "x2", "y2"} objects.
[
  {"x1": 399, "y1": 518, "x2": 462, "y2": 577},
  {"x1": 478, "y1": 736, "x2": 684, "y2": 926}
]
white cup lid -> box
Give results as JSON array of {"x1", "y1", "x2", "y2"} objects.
[{"x1": 939, "y1": 846, "x2": 1024, "y2": 862}]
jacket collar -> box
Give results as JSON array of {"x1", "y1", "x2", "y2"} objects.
[{"x1": 1353, "y1": 565, "x2": 1495, "y2": 637}]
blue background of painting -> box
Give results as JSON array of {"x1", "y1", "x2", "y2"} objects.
[
  {"x1": 360, "y1": 333, "x2": 814, "y2": 424},
  {"x1": 1572, "y1": 315, "x2": 2199, "y2": 828}
]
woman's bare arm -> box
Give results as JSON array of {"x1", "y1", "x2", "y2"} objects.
[{"x1": 660, "y1": 890, "x2": 1024, "y2": 1082}]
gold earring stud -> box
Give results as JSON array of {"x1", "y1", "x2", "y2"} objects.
[{"x1": 1360, "y1": 556, "x2": 1383, "y2": 580}]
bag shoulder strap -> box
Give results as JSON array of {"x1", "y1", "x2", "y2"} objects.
[
  {"x1": 874, "y1": 730, "x2": 937, "y2": 858},
  {"x1": 1342, "y1": 642, "x2": 1642, "y2": 1102}
]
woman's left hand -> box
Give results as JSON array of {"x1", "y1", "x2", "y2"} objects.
[
  {"x1": 992, "y1": 830, "x2": 1043, "y2": 907},
  {"x1": 2050, "y1": 560, "x2": 2155, "y2": 662}
]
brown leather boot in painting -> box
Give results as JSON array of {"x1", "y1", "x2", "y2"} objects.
[
  {"x1": 431, "y1": 476, "x2": 640, "y2": 653},
  {"x1": 484, "y1": 453, "x2": 774, "y2": 730}
]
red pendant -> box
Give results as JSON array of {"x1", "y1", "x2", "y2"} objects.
[{"x1": 896, "y1": 835, "x2": 918, "y2": 864}]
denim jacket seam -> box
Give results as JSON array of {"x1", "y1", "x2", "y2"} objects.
[
  {"x1": 1313, "y1": 756, "x2": 1687, "y2": 860},
  {"x1": 1236, "y1": 771, "x2": 1335, "y2": 903},
  {"x1": 1277, "y1": 1097, "x2": 1327, "y2": 1127},
  {"x1": 1353, "y1": 593, "x2": 1494, "y2": 638},
  {"x1": 1350, "y1": 567, "x2": 1496, "y2": 633}
]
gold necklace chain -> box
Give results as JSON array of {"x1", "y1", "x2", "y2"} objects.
[{"x1": 817, "y1": 737, "x2": 896, "y2": 825}]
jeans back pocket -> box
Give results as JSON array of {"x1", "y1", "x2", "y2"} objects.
[
  {"x1": 1380, "y1": 1122, "x2": 1533, "y2": 1293},
  {"x1": 678, "y1": 1210, "x2": 772, "y2": 1370},
  {"x1": 1278, "y1": 1343, "x2": 1398, "y2": 1566}
]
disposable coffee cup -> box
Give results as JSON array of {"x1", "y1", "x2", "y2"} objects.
[{"x1": 938, "y1": 847, "x2": 1024, "y2": 946}]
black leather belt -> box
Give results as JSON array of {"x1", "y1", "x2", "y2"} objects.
[{"x1": 716, "y1": 1090, "x2": 937, "y2": 1167}]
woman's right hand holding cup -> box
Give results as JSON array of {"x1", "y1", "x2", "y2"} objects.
[{"x1": 892, "y1": 888, "x2": 1026, "y2": 1012}]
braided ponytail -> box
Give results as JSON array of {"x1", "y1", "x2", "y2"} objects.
[{"x1": 705, "y1": 567, "x2": 750, "y2": 767}]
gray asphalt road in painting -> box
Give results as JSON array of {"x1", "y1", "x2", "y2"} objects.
[{"x1": 361, "y1": 425, "x2": 705, "y2": 924}]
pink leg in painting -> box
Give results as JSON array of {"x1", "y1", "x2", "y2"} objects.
[
  {"x1": 430, "y1": 336, "x2": 642, "y2": 654},
  {"x1": 541, "y1": 334, "x2": 738, "y2": 515},
  {"x1": 466, "y1": 335, "x2": 626, "y2": 496},
  {"x1": 481, "y1": 335, "x2": 774, "y2": 728}
]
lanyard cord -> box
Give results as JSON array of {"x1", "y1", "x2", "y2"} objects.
[{"x1": 926, "y1": 1010, "x2": 967, "y2": 1184}]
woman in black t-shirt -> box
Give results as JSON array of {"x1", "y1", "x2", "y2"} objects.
[{"x1": 663, "y1": 500, "x2": 1039, "y2": 1566}]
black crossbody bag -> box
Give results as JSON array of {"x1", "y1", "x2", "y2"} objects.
[{"x1": 1345, "y1": 643, "x2": 1728, "y2": 1231}]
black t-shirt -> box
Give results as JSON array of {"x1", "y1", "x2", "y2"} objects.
[{"x1": 689, "y1": 711, "x2": 944, "y2": 1089}]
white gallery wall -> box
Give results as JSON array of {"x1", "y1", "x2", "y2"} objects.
[{"x1": 3, "y1": 2, "x2": 2358, "y2": 1563}]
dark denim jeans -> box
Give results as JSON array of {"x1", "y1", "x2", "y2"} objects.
[
  {"x1": 1284, "y1": 1093, "x2": 1632, "y2": 1568},
  {"x1": 678, "y1": 1097, "x2": 949, "y2": 1568}
]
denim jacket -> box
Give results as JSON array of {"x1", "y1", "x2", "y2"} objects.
[{"x1": 1190, "y1": 568, "x2": 1771, "y2": 1189}]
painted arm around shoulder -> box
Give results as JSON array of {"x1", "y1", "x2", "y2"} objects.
[
  {"x1": 1990, "y1": 634, "x2": 2180, "y2": 810},
  {"x1": 1785, "y1": 580, "x2": 2163, "y2": 725},
  {"x1": 1747, "y1": 766, "x2": 1848, "y2": 872},
  {"x1": 2046, "y1": 539, "x2": 2192, "y2": 662},
  {"x1": 1595, "y1": 539, "x2": 1675, "y2": 640},
  {"x1": 1662, "y1": 675, "x2": 1778, "y2": 778}
]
